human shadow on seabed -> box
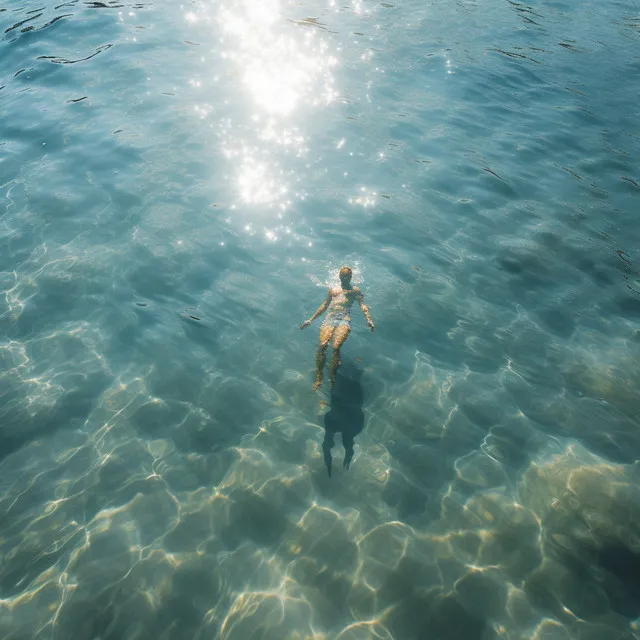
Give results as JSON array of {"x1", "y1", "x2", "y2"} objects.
[{"x1": 322, "y1": 362, "x2": 365, "y2": 477}]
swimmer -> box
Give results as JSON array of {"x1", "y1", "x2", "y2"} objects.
[{"x1": 300, "y1": 266, "x2": 374, "y2": 390}]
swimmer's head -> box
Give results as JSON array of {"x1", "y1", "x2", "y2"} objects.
[{"x1": 339, "y1": 266, "x2": 352, "y2": 284}]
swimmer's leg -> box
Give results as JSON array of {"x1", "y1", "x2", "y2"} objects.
[
  {"x1": 329, "y1": 324, "x2": 350, "y2": 388},
  {"x1": 314, "y1": 325, "x2": 334, "y2": 391}
]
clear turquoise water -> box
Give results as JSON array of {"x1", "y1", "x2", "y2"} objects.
[{"x1": 2, "y1": 0, "x2": 640, "y2": 638}]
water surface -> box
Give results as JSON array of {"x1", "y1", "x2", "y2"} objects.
[{"x1": 1, "y1": 0, "x2": 640, "y2": 638}]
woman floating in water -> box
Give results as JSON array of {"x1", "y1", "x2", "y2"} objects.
[{"x1": 300, "y1": 266, "x2": 375, "y2": 390}]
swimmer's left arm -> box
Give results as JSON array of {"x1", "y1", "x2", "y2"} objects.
[{"x1": 356, "y1": 288, "x2": 375, "y2": 332}]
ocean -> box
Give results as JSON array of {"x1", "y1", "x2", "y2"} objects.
[{"x1": 1, "y1": 0, "x2": 640, "y2": 638}]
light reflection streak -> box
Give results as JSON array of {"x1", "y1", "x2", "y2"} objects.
[
  {"x1": 220, "y1": 6, "x2": 337, "y2": 117},
  {"x1": 186, "y1": 0, "x2": 338, "y2": 222},
  {"x1": 349, "y1": 186, "x2": 377, "y2": 208}
]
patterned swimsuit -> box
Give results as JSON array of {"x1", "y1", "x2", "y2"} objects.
[{"x1": 322, "y1": 289, "x2": 353, "y2": 329}]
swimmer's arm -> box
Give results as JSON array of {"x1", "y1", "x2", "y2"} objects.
[
  {"x1": 300, "y1": 289, "x2": 332, "y2": 329},
  {"x1": 356, "y1": 288, "x2": 375, "y2": 332}
]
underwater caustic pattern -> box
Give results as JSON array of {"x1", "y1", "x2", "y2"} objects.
[{"x1": 1, "y1": 0, "x2": 640, "y2": 639}]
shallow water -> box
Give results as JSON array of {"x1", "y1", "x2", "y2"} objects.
[{"x1": 1, "y1": 0, "x2": 640, "y2": 638}]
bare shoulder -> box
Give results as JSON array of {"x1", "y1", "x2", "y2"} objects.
[{"x1": 352, "y1": 286, "x2": 364, "y2": 298}]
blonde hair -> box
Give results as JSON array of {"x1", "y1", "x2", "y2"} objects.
[{"x1": 339, "y1": 266, "x2": 352, "y2": 280}]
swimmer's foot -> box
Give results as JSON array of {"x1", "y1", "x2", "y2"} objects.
[{"x1": 313, "y1": 377, "x2": 322, "y2": 391}]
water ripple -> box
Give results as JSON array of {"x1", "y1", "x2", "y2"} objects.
[{"x1": 1, "y1": 0, "x2": 640, "y2": 638}]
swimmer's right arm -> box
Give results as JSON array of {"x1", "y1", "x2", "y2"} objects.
[{"x1": 300, "y1": 289, "x2": 332, "y2": 329}]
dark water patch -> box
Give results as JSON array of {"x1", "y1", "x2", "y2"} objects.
[
  {"x1": 598, "y1": 545, "x2": 640, "y2": 619},
  {"x1": 220, "y1": 490, "x2": 289, "y2": 549},
  {"x1": 0, "y1": 502, "x2": 84, "y2": 598},
  {"x1": 56, "y1": 555, "x2": 225, "y2": 640},
  {"x1": 150, "y1": 559, "x2": 224, "y2": 639},
  {"x1": 197, "y1": 378, "x2": 266, "y2": 450},
  {"x1": 9, "y1": 280, "x2": 99, "y2": 341},
  {"x1": 0, "y1": 373, "x2": 109, "y2": 463},
  {"x1": 125, "y1": 252, "x2": 208, "y2": 306},
  {"x1": 424, "y1": 593, "x2": 489, "y2": 640},
  {"x1": 377, "y1": 554, "x2": 490, "y2": 640},
  {"x1": 175, "y1": 311, "x2": 226, "y2": 355},
  {"x1": 377, "y1": 556, "x2": 443, "y2": 635},
  {"x1": 536, "y1": 229, "x2": 614, "y2": 287},
  {"x1": 287, "y1": 553, "x2": 355, "y2": 626},
  {"x1": 455, "y1": 568, "x2": 508, "y2": 618},
  {"x1": 534, "y1": 304, "x2": 577, "y2": 339},
  {"x1": 404, "y1": 312, "x2": 466, "y2": 371},
  {"x1": 509, "y1": 376, "x2": 640, "y2": 462},
  {"x1": 532, "y1": 518, "x2": 640, "y2": 623},
  {"x1": 482, "y1": 418, "x2": 541, "y2": 472},
  {"x1": 130, "y1": 398, "x2": 191, "y2": 439},
  {"x1": 0, "y1": 531, "x2": 80, "y2": 598},
  {"x1": 615, "y1": 293, "x2": 640, "y2": 317},
  {"x1": 51, "y1": 534, "x2": 214, "y2": 640},
  {"x1": 140, "y1": 370, "x2": 265, "y2": 455},
  {"x1": 163, "y1": 507, "x2": 216, "y2": 554},
  {"x1": 449, "y1": 379, "x2": 506, "y2": 431},
  {"x1": 495, "y1": 242, "x2": 556, "y2": 283},
  {"x1": 281, "y1": 507, "x2": 359, "y2": 624},
  {"x1": 383, "y1": 472, "x2": 427, "y2": 521}
]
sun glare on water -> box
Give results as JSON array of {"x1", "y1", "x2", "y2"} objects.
[{"x1": 186, "y1": 0, "x2": 338, "y2": 214}]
